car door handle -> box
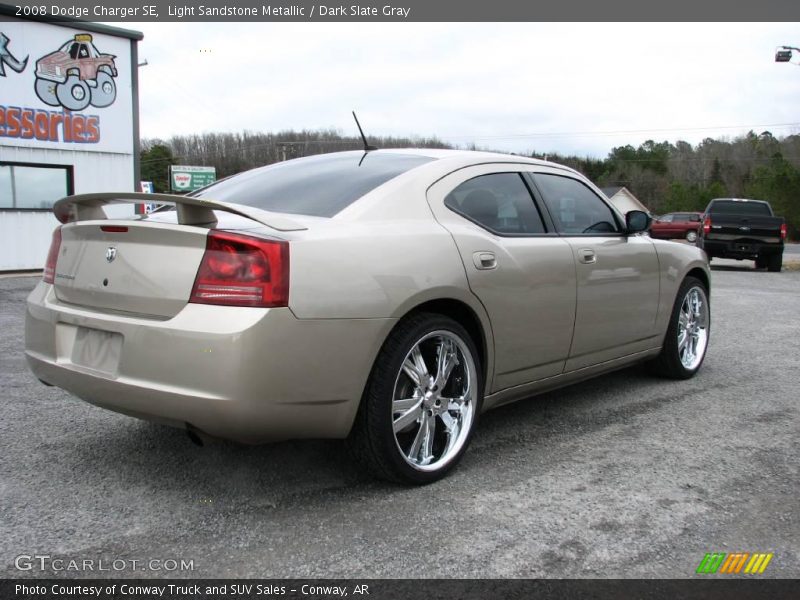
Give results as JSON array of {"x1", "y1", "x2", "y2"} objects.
[
  {"x1": 472, "y1": 251, "x2": 497, "y2": 270},
  {"x1": 578, "y1": 249, "x2": 596, "y2": 264}
]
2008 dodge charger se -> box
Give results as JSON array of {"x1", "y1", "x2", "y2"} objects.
[{"x1": 25, "y1": 149, "x2": 711, "y2": 484}]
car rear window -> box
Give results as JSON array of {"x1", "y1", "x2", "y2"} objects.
[
  {"x1": 194, "y1": 151, "x2": 435, "y2": 217},
  {"x1": 709, "y1": 200, "x2": 772, "y2": 216}
]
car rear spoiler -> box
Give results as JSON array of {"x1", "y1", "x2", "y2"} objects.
[{"x1": 52, "y1": 192, "x2": 308, "y2": 232}]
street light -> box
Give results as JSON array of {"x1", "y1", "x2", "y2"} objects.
[{"x1": 775, "y1": 46, "x2": 799, "y2": 64}]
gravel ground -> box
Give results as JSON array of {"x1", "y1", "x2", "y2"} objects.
[{"x1": 1, "y1": 264, "x2": 798, "y2": 579}]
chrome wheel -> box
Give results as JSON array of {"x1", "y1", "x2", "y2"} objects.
[
  {"x1": 686, "y1": 230, "x2": 697, "y2": 243},
  {"x1": 677, "y1": 286, "x2": 709, "y2": 370},
  {"x1": 392, "y1": 330, "x2": 477, "y2": 472}
]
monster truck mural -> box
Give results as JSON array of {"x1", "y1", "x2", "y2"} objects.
[{"x1": 34, "y1": 33, "x2": 117, "y2": 111}]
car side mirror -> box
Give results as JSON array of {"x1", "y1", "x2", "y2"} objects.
[{"x1": 626, "y1": 210, "x2": 652, "y2": 234}]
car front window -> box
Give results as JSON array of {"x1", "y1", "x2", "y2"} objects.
[{"x1": 533, "y1": 173, "x2": 620, "y2": 235}]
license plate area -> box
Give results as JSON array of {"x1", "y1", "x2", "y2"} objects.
[{"x1": 56, "y1": 324, "x2": 123, "y2": 377}]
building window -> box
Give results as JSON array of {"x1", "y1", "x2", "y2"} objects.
[{"x1": 0, "y1": 163, "x2": 72, "y2": 210}]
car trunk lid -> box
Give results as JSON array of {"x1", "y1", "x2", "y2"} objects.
[
  {"x1": 50, "y1": 192, "x2": 308, "y2": 318},
  {"x1": 54, "y1": 221, "x2": 209, "y2": 318}
]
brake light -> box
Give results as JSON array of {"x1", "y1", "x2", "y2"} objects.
[
  {"x1": 43, "y1": 226, "x2": 62, "y2": 284},
  {"x1": 100, "y1": 225, "x2": 129, "y2": 233},
  {"x1": 703, "y1": 216, "x2": 711, "y2": 235},
  {"x1": 190, "y1": 231, "x2": 289, "y2": 307},
  {"x1": 780, "y1": 223, "x2": 787, "y2": 241}
]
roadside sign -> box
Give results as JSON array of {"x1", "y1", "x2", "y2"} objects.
[
  {"x1": 139, "y1": 181, "x2": 155, "y2": 193},
  {"x1": 170, "y1": 165, "x2": 216, "y2": 192}
]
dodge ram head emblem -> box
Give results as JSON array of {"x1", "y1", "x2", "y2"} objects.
[{"x1": 105, "y1": 247, "x2": 117, "y2": 262}]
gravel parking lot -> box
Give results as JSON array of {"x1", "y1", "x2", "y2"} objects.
[{"x1": 1, "y1": 264, "x2": 798, "y2": 578}]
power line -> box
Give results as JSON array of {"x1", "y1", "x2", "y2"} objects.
[{"x1": 442, "y1": 122, "x2": 800, "y2": 140}]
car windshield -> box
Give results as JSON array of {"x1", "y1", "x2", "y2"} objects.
[
  {"x1": 193, "y1": 151, "x2": 435, "y2": 217},
  {"x1": 709, "y1": 200, "x2": 771, "y2": 216}
]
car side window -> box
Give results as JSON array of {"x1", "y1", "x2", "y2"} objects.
[
  {"x1": 532, "y1": 174, "x2": 620, "y2": 235},
  {"x1": 444, "y1": 173, "x2": 546, "y2": 234},
  {"x1": 674, "y1": 214, "x2": 699, "y2": 223}
]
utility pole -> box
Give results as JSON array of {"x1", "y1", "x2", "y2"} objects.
[{"x1": 277, "y1": 143, "x2": 289, "y2": 162}]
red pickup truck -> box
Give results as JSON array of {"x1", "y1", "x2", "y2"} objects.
[{"x1": 649, "y1": 212, "x2": 703, "y2": 242}]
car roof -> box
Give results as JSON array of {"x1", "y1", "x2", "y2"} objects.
[
  {"x1": 710, "y1": 198, "x2": 769, "y2": 204},
  {"x1": 349, "y1": 148, "x2": 582, "y2": 180},
  {"x1": 375, "y1": 147, "x2": 561, "y2": 165}
]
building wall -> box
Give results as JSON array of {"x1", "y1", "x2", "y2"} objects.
[
  {"x1": 608, "y1": 189, "x2": 650, "y2": 215},
  {"x1": 0, "y1": 17, "x2": 138, "y2": 270},
  {"x1": 0, "y1": 146, "x2": 134, "y2": 270}
]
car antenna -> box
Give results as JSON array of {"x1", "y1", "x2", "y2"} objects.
[{"x1": 352, "y1": 111, "x2": 378, "y2": 152}]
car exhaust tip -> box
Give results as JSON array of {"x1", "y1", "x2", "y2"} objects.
[
  {"x1": 186, "y1": 428, "x2": 204, "y2": 447},
  {"x1": 186, "y1": 423, "x2": 219, "y2": 447}
]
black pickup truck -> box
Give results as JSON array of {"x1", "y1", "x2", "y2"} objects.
[{"x1": 697, "y1": 198, "x2": 787, "y2": 272}]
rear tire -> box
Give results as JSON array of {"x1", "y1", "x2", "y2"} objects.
[
  {"x1": 648, "y1": 276, "x2": 710, "y2": 380},
  {"x1": 686, "y1": 230, "x2": 697, "y2": 243},
  {"x1": 767, "y1": 253, "x2": 782, "y2": 272},
  {"x1": 347, "y1": 313, "x2": 483, "y2": 484},
  {"x1": 35, "y1": 77, "x2": 59, "y2": 106},
  {"x1": 90, "y1": 69, "x2": 117, "y2": 108}
]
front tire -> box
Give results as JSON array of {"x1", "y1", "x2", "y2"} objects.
[
  {"x1": 56, "y1": 74, "x2": 91, "y2": 111},
  {"x1": 347, "y1": 313, "x2": 483, "y2": 484},
  {"x1": 648, "y1": 276, "x2": 710, "y2": 379}
]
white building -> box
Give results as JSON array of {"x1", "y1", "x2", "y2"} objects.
[
  {"x1": 0, "y1": 11, "x2": 141, "y2": 270},
  {"x1": 600, "y1": 186, "x2": 650, "y2": 216}
]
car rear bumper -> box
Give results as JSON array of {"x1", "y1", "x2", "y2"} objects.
[
  {"x1": 700, "y1": 238, "x2": 783, "y2": 259},
  {"x1": 25, "y1": 282, "x2": 394, "y2": 443}
]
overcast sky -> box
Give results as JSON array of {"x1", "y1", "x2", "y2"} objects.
[{"x1": 128, "y1": 22, "x2": 800, "y2": 158}]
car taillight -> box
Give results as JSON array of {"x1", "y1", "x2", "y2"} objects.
[
  {"x1": 703, "y1": 216, "x2": 711, "y2": 235},
  {"x1": 43, "y1": 226, "x2": 62, "y2": 284},
  {"x1": 190, "y1": 231, "x2": 289, "y2": 308},
  {"x1": 780, "y1": 223, "x2": 787, "y2": 241}
]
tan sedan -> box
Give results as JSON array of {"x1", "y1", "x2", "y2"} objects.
[{"x1": 26, "y1": 150, "x2": 710, "y2": 484}]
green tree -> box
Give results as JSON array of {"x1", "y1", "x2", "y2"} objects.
[
  {"x1": 746, "y1": 155, "x2": 800, "y2": 239},
  {"x1": 140, "y1": 144, "x2": 176, "y2": 193}
]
